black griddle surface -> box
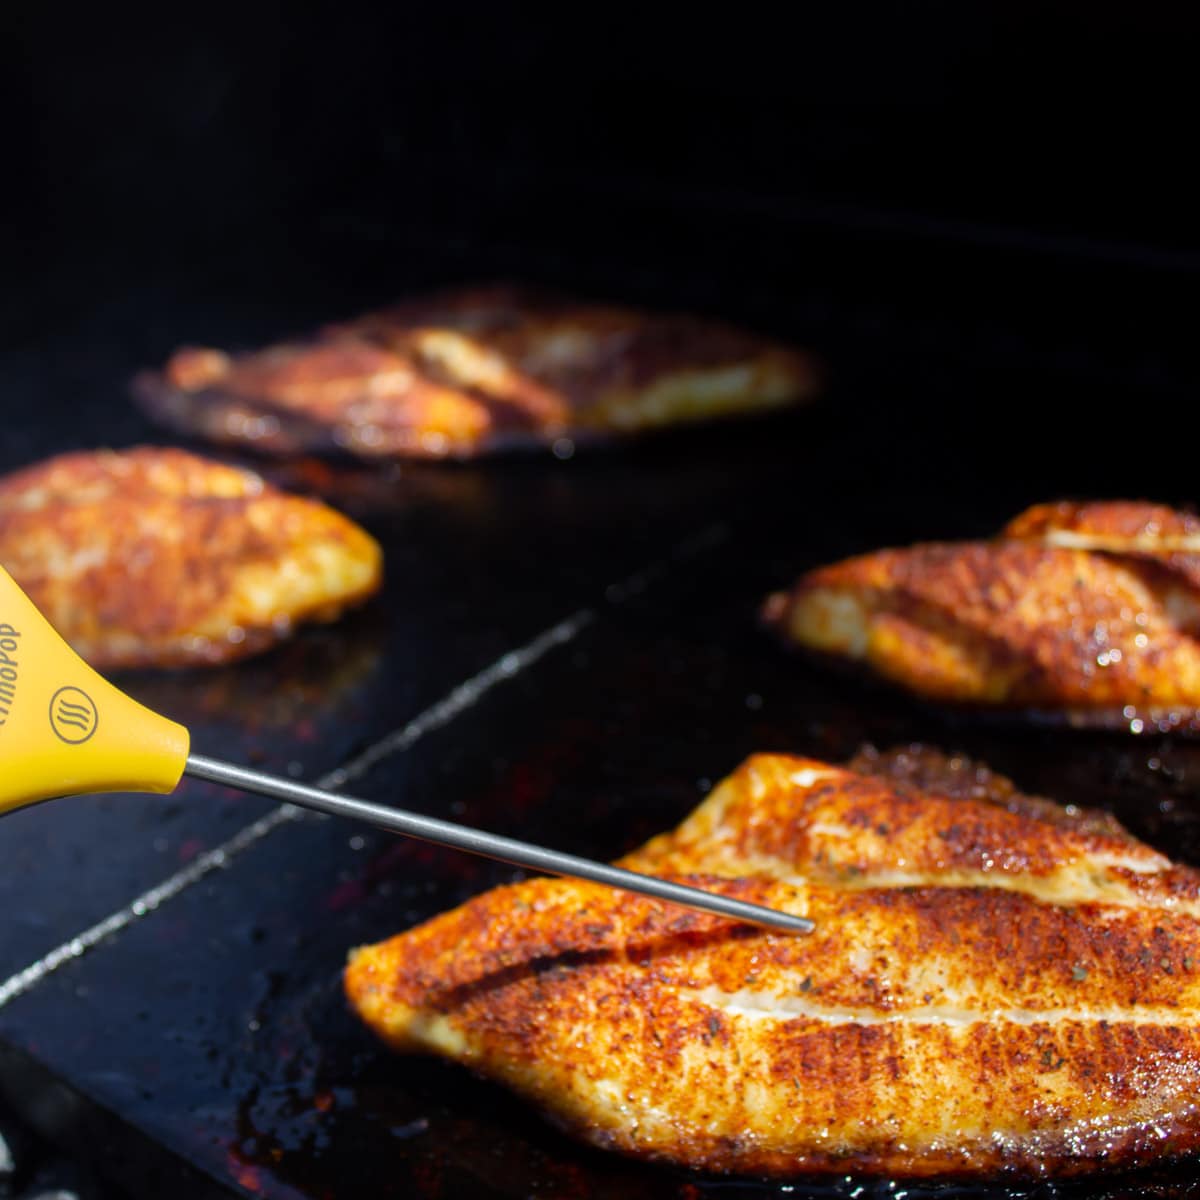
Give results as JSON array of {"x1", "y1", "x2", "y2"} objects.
[{"x1": 3, "y1": 276, "x2": 1200, "y2": 1199}]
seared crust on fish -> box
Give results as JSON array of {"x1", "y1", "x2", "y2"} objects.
[
  {"x1": 135, "y1": 285, "x2": 817, "y2": 459},
  {"x1": 764, "y1": 500, "x2": 1200, "y2": 730},
  {"x1": 0, "y1": 447, "x2": 382, "y2": 668},
  {"x1": 345, "y1": 749, "x2": 1200, "y2": 1178}
]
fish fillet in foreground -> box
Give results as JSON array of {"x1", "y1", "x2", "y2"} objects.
[
  {"x1": 346, "y1": 747, "x2": 1200, "y2": 1178},
  {"x1": 134, "y1": 285, "x2": 818, "y2": 459},
  {"x1": 0, "y1": 447, "x2": 382, "y2": 668},
  {"x1": 764, "y1": 500, "x2": 1200, "y2": 731}
]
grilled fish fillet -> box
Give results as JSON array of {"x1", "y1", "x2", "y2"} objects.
[
  {"x1": 135, "y1": 285, "x2": 817, "y2": 459},
  {"x1": 346, "y1": 747, "x2": 1200, "y2": 1178},
  {"x1": 764, "y1": 500, "x2": 1200, "y2": 730},
  {"x1": 0, "y1": 447, "x2": 382, "y2": 668}
]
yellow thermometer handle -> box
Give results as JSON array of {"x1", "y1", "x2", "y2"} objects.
[
  {"x1": 0, "y1": 567, "x2": 815, "y2": 936},
  {"x1": 0, "y1": 565, "x2": 189, "y2": 814}
]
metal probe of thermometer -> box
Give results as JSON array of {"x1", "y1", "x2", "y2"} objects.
[{"x1": 0, "y1": 565, "x2": 813, "y2": 936}]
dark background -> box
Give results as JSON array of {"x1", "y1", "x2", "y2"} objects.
[
  {"x1": 7, "y1": 6, "x2": 1199, "y2": 253},
  {"x1": 4, "y1": 4, "x2": 1199, "y2": 409}
]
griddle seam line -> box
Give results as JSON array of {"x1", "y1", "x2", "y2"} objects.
[
  {"x1": 0, "y1": 612, "x2": 590, "y2": 1011},
  {"x1": 0, "y1": 522, "x2": 728, "y2": 1010}
]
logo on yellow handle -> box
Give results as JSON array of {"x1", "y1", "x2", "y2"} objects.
[
  {"x1": 50, "y1": 686, "x2": 98, "y2": 744},
  {"x1": 0, "y1": 565, "x2": 189, "y2": 815}
]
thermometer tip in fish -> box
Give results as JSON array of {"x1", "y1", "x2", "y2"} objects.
[{"x1": 0, "y1": 564, "x2": 813, "y2": 936}]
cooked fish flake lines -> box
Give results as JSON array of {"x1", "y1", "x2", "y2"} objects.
[
  {"x1": 623, "y1": 756, "x2": 1197, "y2": 920},
  {"x1": 695, "y1": 987, "x2": 1200, "y2": 1029},
  {"x1": 364, "y1": 859, "x2": 1200, "y2": 1033}
]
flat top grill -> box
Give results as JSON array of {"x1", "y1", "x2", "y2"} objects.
[{"x1": 3, "y1": 249, "x2": 1200, "y2": 1200}]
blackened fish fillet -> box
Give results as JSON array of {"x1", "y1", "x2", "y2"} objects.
[
  {"x1": 764, "y1": 500, "x2": 1200, "y2": 731},
  {"x1": 0, "y1": 447, "x2": 382, "y2": 668},
  {"x1": 346, "y1": 748, "x2": 1200, "y2": 1178},
  {"x1": 136, "y1": 285, "x2": 818, "y2": 459}
]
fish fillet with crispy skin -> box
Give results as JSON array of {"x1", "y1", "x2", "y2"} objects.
[
  {"x1": 0, "y1": 447, "x2": 382, "y2": 668},
  {"x1": 346, "y1": 747, "x2": 1200, "y2": 1178},
  {"x1": 763, "y1": 500, "x2": 1200, "y2": 730},
  {"x1": 135, "y1": 285, "x2": 818, "y2": 459}
]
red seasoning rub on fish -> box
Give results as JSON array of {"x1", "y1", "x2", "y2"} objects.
[
  {"x1": 135, "y1": 285, "x2": 818, "y2": 459},
  {"x1": 346, "y1": 747, "x2": 1200, "y2": 1179},
  {"x1": 764, "y1": 500, "x2": 1200, "y2": 732},
  {"x1": 0, "y1": 447, "x2": 382, "y2": 669}
]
